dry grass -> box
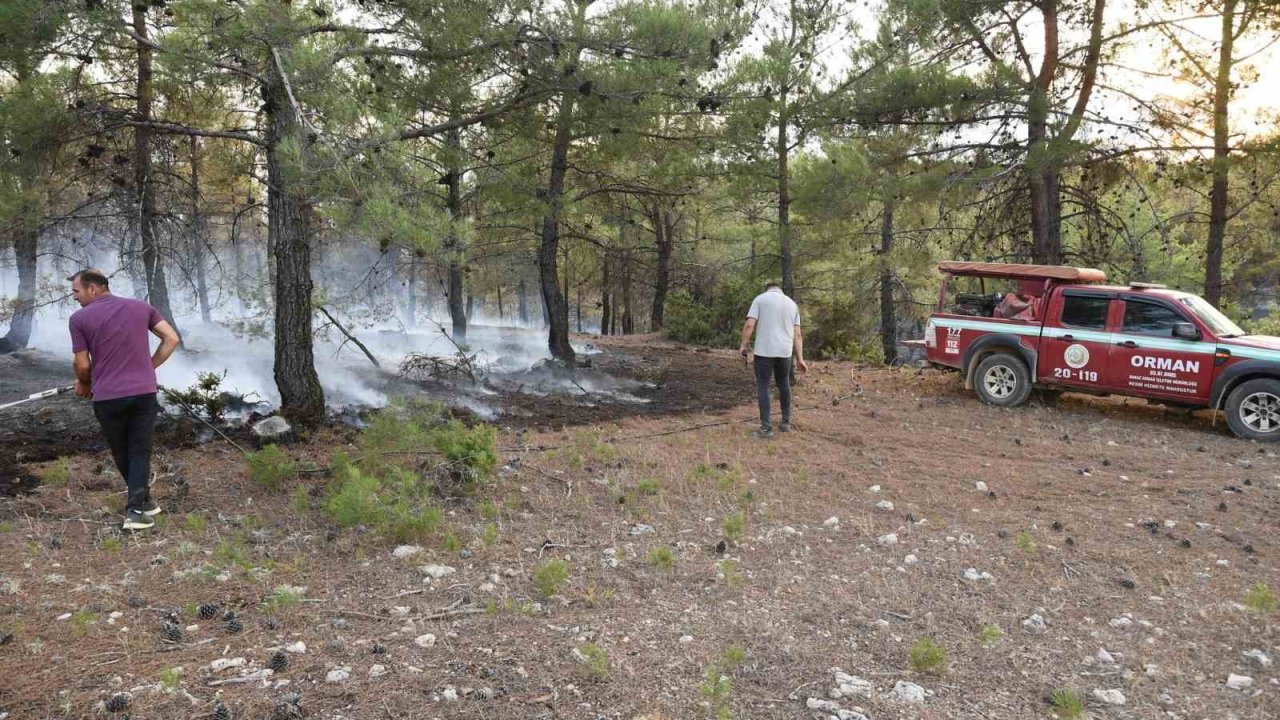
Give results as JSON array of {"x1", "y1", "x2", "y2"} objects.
[{"x1": 0, "y1": 343, "x2": 1277, "y2": 719}]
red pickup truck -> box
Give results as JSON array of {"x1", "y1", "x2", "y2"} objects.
[{"x1": 922, "y1": 261, "x2": 1280, "y2": 441}]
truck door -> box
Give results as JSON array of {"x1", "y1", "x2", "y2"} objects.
[
  {"x1": 1107, "y1": 296, "x2": 1216, "y2": 402},
  {"x1": 1038, "y1": 291, "x2": 1114, "y2": 389}
]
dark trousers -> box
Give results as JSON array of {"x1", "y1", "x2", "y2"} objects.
[
  {"x1": 753, "y1": 356, "x2": 792, "y2": 428},
  {"x1": 93, "y1": 393, "x2": 158, "y2": 512}
]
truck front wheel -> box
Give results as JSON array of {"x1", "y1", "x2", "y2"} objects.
[
  {"x1": 973, "y1": 353, "x2": 1032, "y2": 408},
  {"x1": 1225, "y1": 378, "x2": 1280, "y2": 442}
]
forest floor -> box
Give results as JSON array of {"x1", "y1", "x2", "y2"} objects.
[{"x1": 0, "y1": 335, "x2": 1277, "y2": 719}]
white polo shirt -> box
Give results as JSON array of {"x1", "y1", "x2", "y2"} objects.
[{"x1": 747, "y1": 288, "x2": 800, "y2": 358}]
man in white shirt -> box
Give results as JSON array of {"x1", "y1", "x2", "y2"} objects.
[{"x1": 739, "y1": 282, "x2": 808, "y2": 437}]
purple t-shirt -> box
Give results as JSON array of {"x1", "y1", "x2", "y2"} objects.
[{"x1": 69, "y1": 295, "x2": 163, "y2": 402}]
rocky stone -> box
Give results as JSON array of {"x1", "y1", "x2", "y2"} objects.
[
  {"x1": 419, "y1": 565, "x2": 456, "y2": 580},
  {"x1": 369, "y1": 664, "x2": 388, "y2": 678},
  {"x1": 893, "y1": 680, "x2": 925, "y2": 703},
  {"x1": 823, "y1": 516, "x2": 840, "y2": 527},
  {"x1": 831, "y1": 672, "x2": 873, "y2": 699},
  {"x1": 283, "y1": 641, "x2": 307, "y2": 654},
  {"x1": 392, "y1": 545, "x2": 423, "y2": 559},
  {"x1": 876, "y1": 533, "x2": 898, "y2": 546},
  {"x1": 974, "y1": 481, "x2": 988, "y2": 492},
  {"x1": 875, "y1": 500, "x2": 895, "y2": 511},
  {"x1": 962, "y1": 568, "x2": 993, "y2": 582},
  {"x1": 1092, "y1": 688, "x2": 1126, "y2": 705},
  {"x1": 903, "y1": 554, "x2": 919, "y2": 565},
  {"x1": 441, "y1": 685, "x2": 459, "y2": 701},
  {"x1": 1226, "y1": 674, "x2": 1253, "y2": 690},
  {"x1": 1095, "y1": 648, "x2": 1115, "y2": 664},
  {"x1": 325, "y1": 667, "x2": 351, "y2": 683},
  {"x1": 1243, "y1": 649, "x2": 1272, "y2": 668},
  {"x1": 868, "y1": 485, "x2": 880, "y2": 492},
  {"x1": 251, "y1": 416, "x2": 292, "y2": 443},
  {"x1": 1021, "y1": 614, "x2": 1047, "y2": 634},
  {"x1": 209, "y1": 657, "x2": 246, "y2": 672},
  {"x1": 678, "y1": 635, "x2": 693, "y2": 644},
  {"x1": 628, "y1": 523, "x2": 655, "y2": 535},
  {"x1": 1108, "y1": 616, "x2": 1133, "y2": 630}
]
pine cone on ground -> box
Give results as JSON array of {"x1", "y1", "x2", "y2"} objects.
[
  {"x1": 210, "y1": 699, "x2": 231, "y2": 720},
  {"x1": 162, "y1": 622, "x2": 183, "y2": 644},
  {"x1": 222, "y1": 617, "x2": 243, "y2": 633},
  {"x1": 268, "y1": 649, "x2": 289, "y2": 672},
  {"x1": 105, "y1": 692, "x2": 131, "y2": 712},
  {"x1": 370, "y1": 642, "x2": 387, "y2": 655},
  {"x1": 198, "y1": 603, "x2": 220, "y2": 620},
  {"x1": 269, "y1": 693, "x2": 303, "y2": 720}
]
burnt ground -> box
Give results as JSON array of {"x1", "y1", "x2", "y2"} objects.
[{"x1": 0, "y1": 336, "x2": 1278, "y2": 719}]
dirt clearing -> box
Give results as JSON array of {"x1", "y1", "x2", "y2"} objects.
[{"x1": 0, "y1": 337, "x2": 1276, "y2": 719}]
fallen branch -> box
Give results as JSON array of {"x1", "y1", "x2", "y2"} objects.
[
  {"x1": 399, "y1": 352, "x2": 478, "y2": 383},
  {"x1": 317, "y1": 305, "x2": 380, "y2": 368}
]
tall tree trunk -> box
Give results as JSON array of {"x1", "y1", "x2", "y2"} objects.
[
  {"x1": 495, "y1": 281, "x2": 503, "y2": 320},
  {"x1": 1205, "y1": 0, "x2": 1238, "y2": 306},
  {"x1": 538, "y1": 91, "x2": 577, "y2": 363},
  {"x1": 879, "y1": 198, "x2": 897, "y2": 365},
  {"x1": 465, "y1": 292, "x2": 474, "y2": 322},
  {"x1": 132, "y1": 5, "x2": 178, "y2": 336},
  {"x1": 650, "y1": 206, "x2": 674, "y2": 330},
  {"x1": 445, "y1": 127, "x2": 468, "y2": 340},
  {"x1": 265, "y1": 57, "x2": 324, "y2": 424},
  {"x1": 406, "y1": 253, "x2": 418, "y2": 328},
  {"x1": 621, "y1": 249, "x2": 634, "y2": 335},
  {"x1": 1, "y1": 218, "x2": 37, "y2": 351},
  {"x1": 776, "y1": 91, "x2": 794, "y2": 296},
  {"x1": 518, "y1": 276, "x2": 529, "y2": 325},
  {"x1": 600, "y1": 250, "x2": 611, "y2": 336},
  {"x1": 188, "y1": 136, "x2": 212, "y2": 323}
]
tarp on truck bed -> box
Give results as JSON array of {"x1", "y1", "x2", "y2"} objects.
[{"x1": 938, "y1": 261, "x2": 1107, "y2": 283}]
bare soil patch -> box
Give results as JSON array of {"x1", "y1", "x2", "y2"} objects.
[{"x1": 0, "y1": 338, "x2": 1277, "y2": 719}]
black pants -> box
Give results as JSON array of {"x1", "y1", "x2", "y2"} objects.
[
  {"x1": 754, "y1": 356, "x2": 792, "y2": 428},
  {"x1": 93, "y1": 393, "x2": 158, "y2": 512}
]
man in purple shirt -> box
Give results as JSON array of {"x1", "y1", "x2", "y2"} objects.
[{"x1": 68, "y1": 269, "x2": 180, "y2": 530}]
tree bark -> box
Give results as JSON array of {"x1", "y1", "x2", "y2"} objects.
[
  {"x1": 650, "y1": 206, "x2": 674, "y2": 330},
  {"x1": 621, "y1": 249, "x2": 634, "y2": 335},
  {"x1": 188, "y1": 136, "x2": 212, "y2": 323},
  {"x1": 495, "y1": 281, "x2": 503, "y2": 320},
  {"x1": 1, "y1": 218, "x2": 37, "y2": 351},
  {"x1": 132, "y1": 5, "x2": 179, "y2": 336},
  {"x1": 1205, "y1": 0, "x2": 1238, "y2": 306},
  {"x1": 1027, "y1": 1, "x2": 1061, "y2": 265},
  {"x1": 776, "y1": 90, "x2": 794, "y2": 296},
  {"x1": 518, "y1": 276, "x2": 529, "y2": 325},
  {"x1": 537, "y1": 92, "x2": 577, "y2": 363},
  {"x1": 406, "y1": 253, "x2": 418, "y2": 328},
  {"x1": 879, "y1": 198, "x2": 897, "y2": 365},
  {"x1": 445, "y1": 127, "x2": 468, "y2": 340},
  {"x1": 265, "y1": 57, "x2": 324, "y2": 424},
  {"x1": 600, "y1": 250, "x2": 611, "y2": 336}
]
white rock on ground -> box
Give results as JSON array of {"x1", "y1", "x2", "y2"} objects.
[
  {"x1": 831, "y1": 672, "x2": 874, "y2": 699},
  {"x1": 903, "y1": 554, "x2": 919, "y2": 565},
  {"x1": 974, "y1": 481, "x2": 988, "y2": 492},
  {"x1": 876, "y1": 533, "x2": 898, "y2": 546},
  {"x1": 441, "y1": 686, "x2": 459, "y2": 701},
  {"x1": 1108, "y1": 616, "x2": 1133, "y2": 629},
  {"x1": 251, "y1": 415, "x2": 292, "y2": 440},
  {"x1": 1021, "y1": 614, "x2": 1048, "y2": 634},
  {"x1": 419, "y1": 565, "x2": 456, "y2": 579},
  {"x1": 283, "y1": 641, "x2": 306, "y2": 654},
  {"x1": 325, "y1": 667, "x2": 351, "y2": 683},
  {"x1": 1226, "y1": 674, "x2": 1253, "y2": 690},
  {"x1": 875, "y1": 500, "x2": 895, "y2": 511},
  {"x1": 893, "y1": 680, "x2": 926, "y2": 703},
  {"x1": 369, "y1": 664, "x2": 388, "y2": 678},
  {"x1": 868, "y1": 485, "x2": 881, "y2": 492},
  {"x1": 415, "y1": 633, "x2": 437, "y2": 648},
  {"x1": 962, "y1": 568, "x2": 993, "y2": 582},
  {"x1": 209, "y1": 657, "x2": 245, "y2": 672},
  {"x1": 1095, "y1": 648, "x2": 1115, "y2": 664},
  {"x1": 678, "y1": 635, "x2": 694, "y2": 644},
  {"x1": 1243, "y1": 649, "x2": 1272, "y2": 667},
  {"x1": 823, "y1": 516, "x2": 840, "y2": 527},
  {"x1": 1092, "y1": 688, "x2": 1126, "y2": 705},
  {"x1": 392, "y1": 545, "x2": 423, "y2": 559}
]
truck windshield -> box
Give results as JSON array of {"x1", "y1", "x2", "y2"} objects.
[{"x1": 1179, "y1": 295, "x2": 1246, "y2": 337}]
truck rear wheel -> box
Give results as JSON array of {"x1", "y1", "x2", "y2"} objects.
[
  {"x1": 1225, "y1": 378, "x2": 1280, "y2": 442},
  {"x1": 973, "y1": 353, "x2": 1032, "y2": 408}
]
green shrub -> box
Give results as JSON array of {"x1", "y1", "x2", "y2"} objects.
[
  {"x1": 978, "y1": 623, "x2": 1003, "y2": 646},
  {"x1": 246, "y1": 444, "x2": 295, "y2": 491},
  {"x1": 533, "y1": 559, "x2": 569, "y2": 598},
  {"x1": 1048, "y1": 688, "x2": 1084, "y2": 719},
  {"x1": 665, "y1": 290, "x2": 718, "y2": 345},
  {"x1": 158, "y1": 667, "x2": 182, "y2": 692},
  {"x1": 325, "y1": 465, "x2": 383, "y2": 527},
  {"x1": 1245, "y1": 582, "x2": 1277, "y2": 614},
  {"x1": 162, "y1": 371, "x2": 230, "y2": 421},
  {"x1": 908, "y1": 637, "x2": 947, "y2": 675},
  {"x1": 575, "y1": 642, "x2": 610, "y2": 680},
  {"x1": 183, "y1": 513, "x2": 207, "y2": 533},
  {"x1": 648, "y1": 546, "x2": 675, "y2": 571},
  {"x1": 263, "y1": 585, "x2": 304, "y2": 612},
  {"x1": 635, "y1": 479, "x2": 661, "y2": 496},
  {"x1": 722, "y1": 512, "x2": 745, "y2": 543}
]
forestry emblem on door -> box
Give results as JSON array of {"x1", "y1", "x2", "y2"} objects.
[{"x1": 1064, "y1": 343, "x2": 1091, "y2": 369}]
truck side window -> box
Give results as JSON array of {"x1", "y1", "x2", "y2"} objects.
[
  {"x1": 1123, "y1": 301, "x2": 1183, "y2": 336},
  {"x1": 1061, "y1": 295, "x2": 1109, "y2": 329}
]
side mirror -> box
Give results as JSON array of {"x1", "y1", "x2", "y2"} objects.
[{"x1": 1173, "y1": 322, "x2": 1200, "y2": 341}]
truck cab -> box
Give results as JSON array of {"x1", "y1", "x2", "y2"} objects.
[{"x1": 922, "y1": 261, "x2": 1280, "y2": 441}]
